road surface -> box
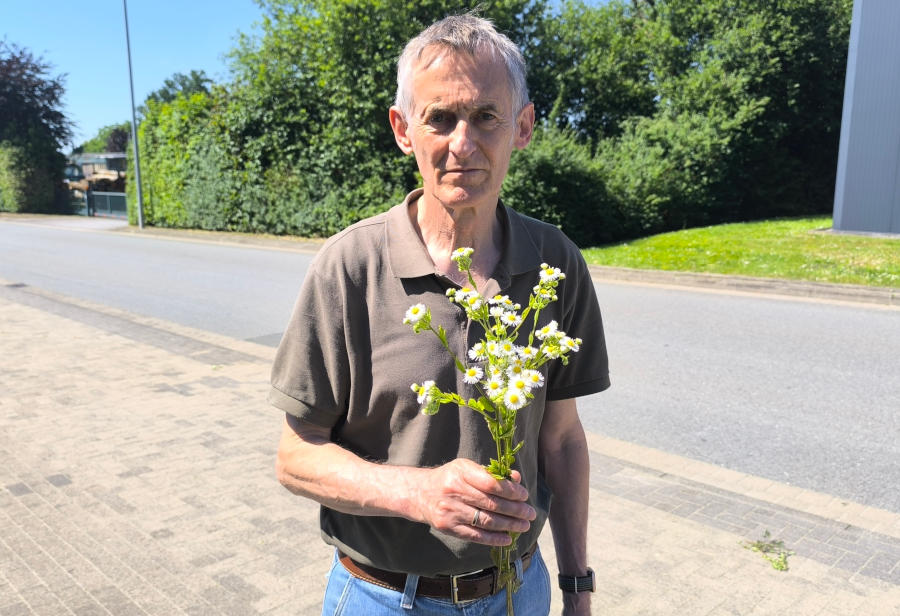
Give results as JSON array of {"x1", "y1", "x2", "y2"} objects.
[{"x1": 2, "y1": 216, "x2": 898, "y2": 513}]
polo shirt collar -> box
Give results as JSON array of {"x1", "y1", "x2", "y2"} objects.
[{"x1": 387, "y1": 189, "x2": 543, "y2": 281}]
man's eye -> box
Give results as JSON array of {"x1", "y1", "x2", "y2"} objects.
[
  {"x1": 429, "y1": 112, "x2": 449, "y2": 125},
  {"x1": 478, "y1": 112, "x2": 496, "y2": 121}
]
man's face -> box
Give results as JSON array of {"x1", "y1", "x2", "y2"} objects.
[{"x1": 390, "y1": 49, "x2": 534, "y2": 213}]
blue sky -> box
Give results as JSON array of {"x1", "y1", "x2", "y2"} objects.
[{"x1": 3, "y1": 0, "x2": 264, "y2": 148}]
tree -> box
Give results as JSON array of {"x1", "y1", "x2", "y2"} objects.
[
  {"x1": 221, "y1": 0, "x2": 548, "y2": 230},
  {"x1": 0, "y1": 40, "x2": 73, "y2": 212},
  {"x1": 139, "y1": 69, "x2": 213, "y2": 115},
  {"x1": 539, "y1": 1, "x2": 657, "y2": 140},
  {"x1": 74, "y1": 121, "x2": 131, "y2": 153}
]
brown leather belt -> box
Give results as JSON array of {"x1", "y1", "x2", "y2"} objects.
[{"x1": 338, "y1": 548, "x2": 534, "y2": 604}]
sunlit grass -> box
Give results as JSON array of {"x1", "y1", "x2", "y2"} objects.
[{"x1": 582, "y1": 217, "x2": 900, "y2": 288}]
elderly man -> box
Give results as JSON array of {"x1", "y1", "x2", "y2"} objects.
[{"x1": 270, "y1": 14, "x2": 609, "y2": 616}]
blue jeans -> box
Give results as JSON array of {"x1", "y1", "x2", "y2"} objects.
[{"x1": 321, "y1": 547, "x2": 551, "y2": 616}]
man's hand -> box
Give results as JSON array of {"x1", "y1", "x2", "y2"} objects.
[{"x1": 411, "y1": 458, "x2": 536, "y2": 546}]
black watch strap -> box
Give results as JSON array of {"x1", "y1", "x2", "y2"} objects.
[{"x1": 558, "y1": 567, "x2": 595, "y2": 593}]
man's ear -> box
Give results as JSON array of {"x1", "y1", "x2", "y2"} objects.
[
  {"x1": 389, "y1": 106, "x2": 414, "y2": 155},
  {"x1": 514, "y1": 102, "x2": 535, "y2": 150}
]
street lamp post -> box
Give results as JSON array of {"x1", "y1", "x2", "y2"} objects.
[{"x1": 123, "y1": 0, "x2": 144, "y2": 228}]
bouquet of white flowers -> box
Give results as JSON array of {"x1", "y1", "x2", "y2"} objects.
[{"x1": 404, "y1": 247, "x2": 581, "y2": 615}]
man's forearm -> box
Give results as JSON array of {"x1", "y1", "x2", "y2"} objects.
[
  {"x1": 276, "y1": 416, "x2": 423, "y2": 519},
  {"x1": 539, "y1": 398, "x2": 592, "y2": 614},
  {"x1": 276, "y1": 415, "x2": 536, "y2": 546},
  {"x1": 544, "y1": 428, "x2": 590, "y2": 576}
]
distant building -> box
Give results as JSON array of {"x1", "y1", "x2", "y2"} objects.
[
  {"x1": 833, "y1": 0, "x2": 900, "y2": 234},
  {"x1": 66, "y1": 153, "x2": 127, "y2": 193},
  {"x1": 69, "y1": 152, "x2": 127, "y2": 176}
]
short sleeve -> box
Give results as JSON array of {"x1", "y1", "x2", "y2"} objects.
[
  {"x1": 268, "y1": 265, "x2": 350, "y2": 428},
  {"x1": 546, "y1": 244, "x2": 610, "y2": 400}
]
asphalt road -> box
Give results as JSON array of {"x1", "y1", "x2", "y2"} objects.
[{"x1": 2, "y1": 216, "x2": 898, "y2": 514}]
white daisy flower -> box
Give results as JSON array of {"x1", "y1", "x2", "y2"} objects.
[
  {"x1": 501, "y1": 312, "x2": 523, "y2": 327},
  {"x1": 463, "y1": 366, "x2": 483, "y2": 384},
  {"x1": 561, "y1": 336, "x2": 581, "y2": 352},
  {"x1": 490, "y1": 306, "x2": 506, "y2": 318},
  {"x1": 468, "y1": 342, "x2": 486, "y2": 361},
  {"x1": 509, "y1": 376, "x2": 531, "y2": 393},
  {"x1": 542, "y1": 345, "x2": 561, "y2": 359},
  {"x1": 485, "y1": 377, "x2": 505, "y2": 398},
  {"x1": 404, "y1": 304, "x2": 427, "y2": 324},
  {"x1": 518, "y1": 346, "x2": 538, "y2": 360},
  {"x1": 499, "y1": 340, "x2": 517, "y2": 356},
  {"x1": 504, "y1": 388, "x2": 527, "y2": 410},
  {"x1": 524, "y1": 370, "x2": 544, "y2": 388},
  {"x1": 536, "y1": 320, "x2": 558, "y2": 340},
  {"x1": 539, "y1": 265, "x2": 563, "y2": 283},
  {"x1": 414, "y1": 380, "x2": 435, "y2": 404},
  {"x1": 507, "y1": 362, "x2": 525, "y2": 378}
]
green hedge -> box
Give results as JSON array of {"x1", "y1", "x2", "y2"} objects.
[
  {"x1": 126, "y1": 0, "x2": 852, "y2": 247},
  {"x1": 0, "y1": 140, "x2": 69, "y2": 213}
]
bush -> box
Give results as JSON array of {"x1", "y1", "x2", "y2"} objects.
[
  {"x1": 0, "y1": 141, "x2": 70, "y2": 214},
  {"x1": 503, "y1": 125, "x2": 623, "y2": 247},
  {"x1": 0, "y1": 142, "x2": 26, "y2": 212}
]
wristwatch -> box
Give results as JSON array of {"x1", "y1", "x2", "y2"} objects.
[{"x1": 558, "y1": 567, "x2": 595, "y2": 593}]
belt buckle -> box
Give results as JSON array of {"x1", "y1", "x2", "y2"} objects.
[{"x1": 449, "y1": 569, "x2": 482, "y2": 604}]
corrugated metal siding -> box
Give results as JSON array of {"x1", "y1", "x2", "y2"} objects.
[{"x1": 833, "y1": 0, "x2": 900, "y2": 234}]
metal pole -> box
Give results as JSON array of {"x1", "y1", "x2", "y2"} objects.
[{"x1": 123, "y1": 0, "x2": 144, "y2": 228}]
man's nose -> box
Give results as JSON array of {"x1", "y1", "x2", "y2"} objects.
[{"x1": 448, "y1": 120, "x2": 476, "y2": 159}]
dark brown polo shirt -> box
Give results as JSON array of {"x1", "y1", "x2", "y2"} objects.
[{"x1": 269, "y1": 189, "x2": 610, "y2": 576}]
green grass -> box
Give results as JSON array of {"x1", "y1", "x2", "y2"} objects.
[{"x1": 582, "y1": 216, "x2": 900, "y2": 288}]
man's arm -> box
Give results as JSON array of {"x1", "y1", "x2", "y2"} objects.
[
  {"x1": 276, "y1": 414, "x2": 536, "y2": 546},
  {"x1": 540, "y1": 398, "x2": 591, "y2": 616}
]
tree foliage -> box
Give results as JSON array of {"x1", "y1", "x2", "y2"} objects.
[
  {"x1": 74, "y1": 121, "x2": 131, "y2": 154},
  {"x1": 130, "y1": 0, "x2": 853, "y2": 246},
  {"x1": 139, "y1": 70, "x2": 213, "y2": 115},
  {"x1": 0, "y1": 40, "x2": 72, "y2": 212}
]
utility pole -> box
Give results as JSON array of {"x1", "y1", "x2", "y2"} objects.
[{"x1": 123, "y1": 0, "x2": 145, "y2": 228}]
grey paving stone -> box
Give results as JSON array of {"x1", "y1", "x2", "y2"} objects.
[
  {"x1": 835, "y1": 551, "x2": 873, "y2": 574},
  {"x1": 213, "y1": 574, "x2": 265, "y2": 602},
  {"x1": 863, "y1": 552, "x2": 900, "y2": 574},
  {"x1": 5, "y1": 485, "x2": 31, "y2": 498},
  {"x1": 90, "y1": 586, "x2": 147, "y2": 616},
  {"x1": 45, "y1": 475, "x2": 72, "y2": 487},
  {"x1": 0, "y1": 602, "x2": 32, "y2": 616},
  {"x1": 17, "y1": 585, "x2": 72, "y2": 616},
  {"x1": 70, "y1": 601, "x2": 111, "y2": 616}
]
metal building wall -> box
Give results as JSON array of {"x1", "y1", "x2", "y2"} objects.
[{"x1": 832, "y1": 0, "x2": 900, "y2": 234}]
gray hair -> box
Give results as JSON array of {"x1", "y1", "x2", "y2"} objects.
[{"x1": 394, "y1": 14, "x2": 529, "y2": 118}]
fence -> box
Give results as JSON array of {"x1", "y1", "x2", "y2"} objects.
[{"x1": 72, "y1": 191, "x2": 128, "y2": 218}]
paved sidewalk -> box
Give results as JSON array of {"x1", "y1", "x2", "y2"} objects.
[{"x1": 1, "y1": 280, "x2": 899, "y2": 615}]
